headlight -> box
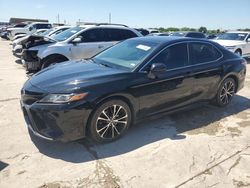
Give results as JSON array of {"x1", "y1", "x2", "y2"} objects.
[{"x1": 39, "y1": 93, "x2": 88, "y2": 104}]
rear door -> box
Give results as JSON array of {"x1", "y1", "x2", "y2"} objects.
[{"x1": 187, "y1": 42, "x2": 223, "y2": 100}]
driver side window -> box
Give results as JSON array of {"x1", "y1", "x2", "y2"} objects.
[{"x1": 149, "y1": 43, "x2": 188, "y2": 70}]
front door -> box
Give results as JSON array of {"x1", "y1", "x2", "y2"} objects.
[
  {"x1": 133, "y1": 43, "x2": 197, "y2": 117},
  {"x1": 70, "y1": 28, "x2": 114, "y2": 59}
]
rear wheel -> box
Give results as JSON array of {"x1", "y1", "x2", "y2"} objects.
[
  {"x1": 89, "y1": 99, "x2": 131, "y2": 143},
  {"x1": 215, "y1": 78, "x2": 236, "y2": 107},
  {"x1": 41, "y1": 55, "x2": 68, "y2": 69}
]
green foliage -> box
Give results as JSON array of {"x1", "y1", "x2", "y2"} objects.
[
  {"x1": 157, "y1": 26, "x2": 249, "y2": 34},
  {"x1": 198, "y1": 26, "x2": 207, "y2": 33}
]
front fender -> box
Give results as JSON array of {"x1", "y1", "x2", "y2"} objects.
[{"x1": 38, "y1": 46, "x2": 72, "y2": 60}]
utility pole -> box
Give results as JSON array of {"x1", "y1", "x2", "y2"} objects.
[
  {"x1": 57, "y1": 14, "x2": 60, "y2": 24},
  {"x1": 109, "y1": 13, "x2": 111, "y2": 24}
]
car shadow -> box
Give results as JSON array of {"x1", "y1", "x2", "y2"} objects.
[
  {"x1": 0, "y1": 161, "x2": 9, "y2": 171},
  {"x1": 29, "y1": 95, "x2": 250, "y2": 163},
  {"x1": 15, "y1": 59, "x2": 22, "y2": 65}
]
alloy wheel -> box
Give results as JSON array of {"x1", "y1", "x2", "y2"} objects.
[
  {"x1": 96, "y1": 104, "x2": 128, "y2": 139},
  {"x1": 219, "y1": 80, "x2": 235, "y2": 105}
]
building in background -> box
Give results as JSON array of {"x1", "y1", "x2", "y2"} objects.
[{"x1": 9, "y1": 17, "x2": 48, "y2": 24}]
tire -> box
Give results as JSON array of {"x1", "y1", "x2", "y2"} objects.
[
  {"x1": 89, "y1": 99, "x2": 132, "y2": 143},
  {"x1": 235, "y1": 49, "x2": 242, "y2": 56},
  {"x1": 41, "y1": 55, "x2": 68, "y2": 69},
  {"x1": 214, "y1": 78, "x2": 236, "y2": 107}
]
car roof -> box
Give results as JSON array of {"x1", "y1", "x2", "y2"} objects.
[
  {"x1": 227, "y1": 31, "x2": 250, "y2": 34},
  {"x1": 29, "y1": 22, "x2": 51, "y2": 25},
  {"x1": 78, "y1": 24, "x2": 133, "y2": 30},
  {"x1": 128, "y1": 36, "x2": 209, "y2": 45}
]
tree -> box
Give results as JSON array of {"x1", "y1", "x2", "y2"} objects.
[{"x1": 198, "y1": 26, "x2": 207, "y2": 33}]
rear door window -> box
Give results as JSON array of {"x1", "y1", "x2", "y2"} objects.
[
  {"x1": 188, "y1": 42, "x2": 222, "y2": 65},
  {"x1": 104, "y1": 28, "x2": 137, "y2": 41}
]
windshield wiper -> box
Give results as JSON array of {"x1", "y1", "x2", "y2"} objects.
[{"x1": 91, "y1": 59, "x2": 111, "y2": 68}]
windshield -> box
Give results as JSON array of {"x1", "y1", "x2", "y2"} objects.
[
  {"x1": 40, "y1": 28, "x2": 54, "y2": 36},
  {"x1": 51, "y1": 27, "x2": 83, "y2": 42},
  {"x1": 93, "y1": 40, "x2": 159, "y2": 71},
  {"x1": 24, "y1": 23, "x2": 32, "y2": 29},
  {"x1": 216, "y1": 33, "x2": 247, "y2": 41}
]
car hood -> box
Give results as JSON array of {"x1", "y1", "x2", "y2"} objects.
[
  {"x1": 7, "y1": 28, "x2": 23, "y2": 31},
  {"x1": 29, "y1": 60, "x2": 127, "y2": 93},
  {"x1": 24, "y1": 36, "x2": 55, "y2": 49},
  {"x1": 213, "y1": 40, "x2": 245, "y2": 46},
  {"x1": 13, "y1": 35, "x2": 30, "y2": 45}
]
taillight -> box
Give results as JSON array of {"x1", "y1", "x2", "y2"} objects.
[{"x1": 241, "y1": 59, "x2": 247, "y2": 66}]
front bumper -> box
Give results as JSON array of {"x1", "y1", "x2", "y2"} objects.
[
  {"x1": 22, "y1": 50, "x2": 40, "y2": 71},
  {"x1": 20, "y1": 91, "x2": 92, "y2": 142},
  {"x1": 12, "y1": 45, "x2": 23, "y2": 58}
]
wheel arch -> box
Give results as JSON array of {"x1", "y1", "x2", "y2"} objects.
[
  {"x1": 85, "y1": 93, "x2": 139, "y2": 135},
  {"x1": 235, "y1": 48, "x2": 242, "y2": 55},
  {"x1": 41, "y1": 53, "x2": 69, "y2": 62},
  {"x1": 40, "y1": 53, "x2": 69, "y2": 68},
  {"x1": 220, "y1": 73, "x2": 239, "y2": 92}
]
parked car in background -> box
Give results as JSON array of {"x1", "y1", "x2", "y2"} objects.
[
  {"x1": 206, "y1": 34, "x2": 217, "y2": 39},
  {"x1": 1, "y1": 22, "x2": 27, "y2": 33},
  {"x1": 12, "y1": 29, "x2": 49, "y2": 41},
  {"x1": 170, "y1": 31, "x2": 206, "y2": 39},
  {"x1": 7, "y1": 22, "x2": 52, "y2": 40},
  {"x1": 135, "y1": 28, "x2": 150, "y2": 36},
  {"x1": 20, "y1": 36, "x2": 246, "y2": 143},
  {"x1": 149, "y1": 32, "x2": 169, "y2": 36},
  {"x1": 1, "y1": 31, "x2": 9, "y2": 40},
  {"x1": 22, "y1": 24, "x2": 142, "y2": 73},
  {"x1": 213, "y1": 31, "x2": 250, "y2": 57},
  {"x1": 148, "y1": 29, "x2": 159, "y2": 34},
  {"x1": 12, "y1": 26, "x2": 72, "y2": 58}
]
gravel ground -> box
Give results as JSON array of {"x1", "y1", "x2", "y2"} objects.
[{"x1": 0, "y1": 39, "x2": 250, "y2": 188}]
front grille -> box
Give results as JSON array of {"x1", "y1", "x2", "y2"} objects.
[
  {"x1": 22, "y1": 50, "x2": 38, "y2": 62},
  {"x1": 21, "y1": 90, "x2": 44, "y2": 105}
]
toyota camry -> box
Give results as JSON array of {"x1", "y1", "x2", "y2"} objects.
[{"x1": 20, "y1": 36, "x2": 247, "y2": 143}]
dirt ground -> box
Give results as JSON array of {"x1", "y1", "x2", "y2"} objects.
[{"x1": 0, "y1": 39, "x2": 250, "y2": 188}]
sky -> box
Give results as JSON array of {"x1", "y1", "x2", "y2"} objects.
[{"x1": 0, "y1": 0, "x2": 249, "y2": 30}]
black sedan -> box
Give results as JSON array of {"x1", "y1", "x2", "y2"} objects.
[{"x1": 20, "y1": 37, "x2": 247, "y2": 143}]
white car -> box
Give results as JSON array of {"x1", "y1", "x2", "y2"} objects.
[
  {"x1": 12, "y1": 26, "x2": 72, "y2": 58},
  {"x1": 22, "y1": 24, "x2": 142, "y2": 72},
  {"x1": 12, "y1": 29, "x2": 49, "y2": 41},
  {"x1": 7, "y1": 22, "x2": 52, "y2": 40},
  {"x1": 213, "y1": 31, "x2": 250, "y2": 57}
]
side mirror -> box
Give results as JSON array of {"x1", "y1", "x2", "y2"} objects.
[
  {"x1": 148, "y1": 63, "x2": 167, "y2": 79},
  {"x1": 72, "y1": 37, "x2": 82, "y2": 44},
  {"x1": 247, "y1": 38, "x2": 250, "y2": 42}
]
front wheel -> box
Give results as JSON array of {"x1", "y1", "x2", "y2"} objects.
[
  {"x1": 89, "y1": 100, "x2": 132, "y2": 143},
  {"x1": 215, "y1": 78, "x2": 236, "y2": 107}
]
